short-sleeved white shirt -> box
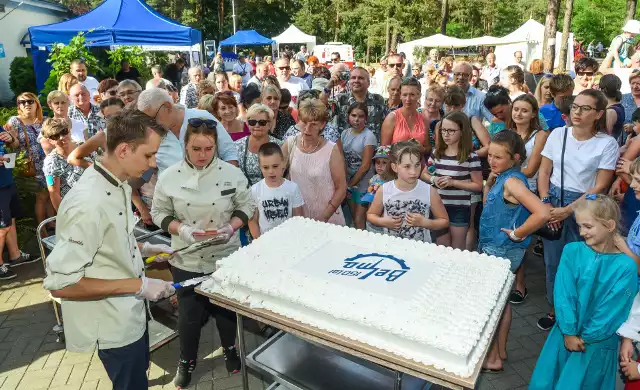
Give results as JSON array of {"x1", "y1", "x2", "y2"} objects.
[
  {"x1": 281, "y1": 76, "x2": 310, "y2": 106},
  {"x1": 541, "y1": 127, "x2": 619, "y2": 193},
  {"x1": 251, "y1": 179, "x2": 304, "y2": 234},
  {"x1": 81, "y1": 76, "x2": 100, "y2": 97}
]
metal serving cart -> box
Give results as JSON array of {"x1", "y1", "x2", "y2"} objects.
[
  {"x1": 37, "y1": 217, "x2": 179, "y2": 350},
  {"x1": 196, "y1": 290, "x2": 507, "y2": 390}
]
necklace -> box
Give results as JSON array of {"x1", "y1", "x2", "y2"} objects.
[{"x1": 300, "y1": 137, "x2": 321, "y2": 153}]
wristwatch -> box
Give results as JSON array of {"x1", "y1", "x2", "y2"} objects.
[{"x1": 542, "y1": 197, "x2": 552, "y2": 204}]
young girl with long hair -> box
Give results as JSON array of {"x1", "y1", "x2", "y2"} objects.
[
  {"x1": 422, "y1": 112, "x2": 482, "y2": 249},
  {"x1": 367, "y1": 142, "x2": 448, "y2": 242}
]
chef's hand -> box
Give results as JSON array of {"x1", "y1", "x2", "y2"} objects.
[
  {"x1": 178, "y1": 223, "x2": 205, "y2": 244},
  {"x1": 139, "y1": 242, "x2": 174, "y2": 258},
  {"x1": 136, "y1": 277, "x2": 175, "y2": 301},
  {"x1": 213, "y1": 224, "x2": 235, "y2": 245}
]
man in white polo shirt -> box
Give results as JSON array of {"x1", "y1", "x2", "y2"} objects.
[
  {"x1": 275, "y1": 57, "x2": 309, "y2": 106},
  {"x1": 70, "y1": 59, "x2": 100, "y2": 97},
  {"x1": 43, "y1": 109, "x2": 175, "y2": 389}
]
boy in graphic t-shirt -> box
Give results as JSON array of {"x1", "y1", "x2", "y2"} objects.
[{"x1": 249, "y1": 142, "x2": 305, "y2": 238}]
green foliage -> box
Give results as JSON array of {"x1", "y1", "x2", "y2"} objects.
[
  {"x1": 0, "y1": 107, "x2": 18, "y2": 126},
  {"x1": 107, "y1": 45, "x2": 150, "y2": 81},
  {"x1": 9, "y1": 57, "x2": 37, "y2": 98},
  {"x1": 571, "y1": 0, "x2": 625, "y2": 43},
  {"x1": 40, "y1": 31, "x2": 100, "y2": 105}
]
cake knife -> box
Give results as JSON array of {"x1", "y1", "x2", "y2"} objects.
[{"x1": 172, "y1": 275, "x2": 212, "y2": 289}]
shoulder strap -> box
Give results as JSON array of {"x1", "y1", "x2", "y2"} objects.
[
  {"x1": 287, "y1": 134, "x2": 298, "y2": 168},
  {"x1": 241, "y1": 137, "x2": 250, "y2": 181},
  {"x1": 560, "y1": 127, "x2": 568, "y2": 206}
]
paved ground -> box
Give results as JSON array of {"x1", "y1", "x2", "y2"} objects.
[{"x1": 0, "y1": 237, "x2": 558, "y2": 390}]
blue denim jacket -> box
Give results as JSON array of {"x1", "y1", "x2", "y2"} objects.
[{"x1": 479, "y1": 167, "x2": 531, "y2": 249}]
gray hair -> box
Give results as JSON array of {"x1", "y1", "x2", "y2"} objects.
[
  {"x1": 188, "y1": 66, "x2": 203, "y2": 76},
  {"x1": 137, "y1": 88, "x2": 172, "y2": 112},
  {"x1": 246, "y1": 103, "x2": 275, "y2": 121},
  {"x1": 69, "y1": 83, "x2": 89, "y2": 94},
  {"x1": 118, "y1": 79, "x2": 142, "y2": 92}
]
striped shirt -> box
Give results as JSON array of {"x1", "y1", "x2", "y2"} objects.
[{"x1": 428, "y1": 152, "x2": 481, "y2": 206}]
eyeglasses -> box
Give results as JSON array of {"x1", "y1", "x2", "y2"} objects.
[
  {"x1": 577, "y1": 71, "x2": 594, "y2": 77},
  {"x1": 440, "y1": 128, "x2": 460, "y2": 136},
  {"x1": 118, "y1": 90, "x2": 140, "y2": 98},
  {"x1": 48, "y1": 129, "x2": 69, "y2": 141},
  {"x1": 247, "y1": 119, "x2": 269, "y2": 126},
  {"x1": 388, "y1": 63, "x2": 403, "y2": 68},
  {"x1": 453, "y1": 72, "x2": 470, "y2": 78},
  {"x1": 17, "y1": 99, "x2": 35, "y2": 106},
  {"x1": 277, "y1": 66, "x2": 291, "y2": 71},
  {"x1": 188, "y1": 118, "x2": 217, "y2": 128},
  {"x1": 570, "y1": 103, "x2": 596, "y2": 113}
]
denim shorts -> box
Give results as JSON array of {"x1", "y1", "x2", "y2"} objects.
[
  {"x1": 480, "y1": 245, "x2": 526, "y2": 273},
  {"x1": 445, "y1": 205, "x2": 471, "y2": 227}
]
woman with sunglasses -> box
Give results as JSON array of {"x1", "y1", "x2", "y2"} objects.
[
  {"x1": 235, "y1": 104, "x2": 283, "y2": 185},
  {"x1": 41, "y1": 119, "x2": 85, "y2": 212},
  {"x1": 536, "y1": 89, "x2": 618, "y2": 332},
  {"x1": 261, "y1": 85, "x2": 295, "y2": 139},
  {"x1": 5, "y1": 93, "x2": 50, "y2": 233},
  {"x1": 96, "y1": 79, "x2": 119, "y2": 104},
  {"x1": 151, "y1": 117, "x2": 254, "y2": 388}
]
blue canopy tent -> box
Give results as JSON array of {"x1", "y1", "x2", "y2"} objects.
[
  {"x1": 219, "y1": 30, "x2": 274, "y2": 47},
  {"x1": 28, "y1": 0, "x2": 202, "y2": 91}
]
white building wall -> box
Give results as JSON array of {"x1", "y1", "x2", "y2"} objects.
[{"x1": 0, "y1": 2, "x2": 66, "y2": 102}]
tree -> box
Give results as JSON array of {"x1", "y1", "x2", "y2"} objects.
[
  {"x1": 558, "y1": 0, "x2": 574, "y2": 72},
  {"x1": 626, "y1": 0, "x2": 637, "y2": 22},
  {"x1": 542, "y1": 0, "x2": 560, "y2": 72},
  {"x1": 441, "y1": 0, "x2": 449, "y2": 34}
]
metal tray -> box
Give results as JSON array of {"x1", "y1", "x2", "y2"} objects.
[
  {"x1": 266, "y1": 383, "x2": 292, "y2": 390},
  {"x1": 246, "y1": 332, "x2": 432, "y2": 390},
  {"x1": 41, "y1": 227, "x2": 170, "y2": 251}
]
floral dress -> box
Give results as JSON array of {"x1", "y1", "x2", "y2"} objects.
[
  {"x1": 235, "y1": 135, "x2": 283, "y2": 185},
  {"x1": 9, "y1": 116, "x2": 45, "y2": 187}
]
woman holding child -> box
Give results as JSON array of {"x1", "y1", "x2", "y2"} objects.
[{"x1": 151, "y1": 118, "x2": 255, "y2": 388}]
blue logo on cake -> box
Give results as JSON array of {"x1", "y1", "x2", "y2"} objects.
[{"x1": 327, "y1": 253, "x2": 410, "y2": 282}]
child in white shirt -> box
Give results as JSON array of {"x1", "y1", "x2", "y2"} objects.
[{"x1": 249, "y1": 142, "x2": 304, "y2": 238}]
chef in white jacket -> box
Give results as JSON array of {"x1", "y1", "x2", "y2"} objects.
[{"x1": 151, "y1": 117, "x2": 254, "y2": 388}]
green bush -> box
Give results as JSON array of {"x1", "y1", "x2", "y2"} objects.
[
  {"x1": 9, "y1": 57, "x2": 37, "y2": 98},
  {"x1": 0, "y1": 107, "x2": 18, "y2": 126}
]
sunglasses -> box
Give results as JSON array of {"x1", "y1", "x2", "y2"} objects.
[
  {"x1": 18, "y1": 99, "x2": 35, "y2": 106},
  {"x1": 388, "y1": 63, "x2": 403, "y2": 68},
  {"x1": 247, "y1": 119, "x2": 269, "y2": 126},
  {"x1": 188, "y1": 118, "x2": 217, "y2": 128},
  {"x1": 577, "y1": 71, "x2": 594, "y2": 76},
  {"x1": 331, "y1": 59, "x2": 340, "y2": 63},
  {"x1": 49, "y1": 129, "x2": 69, "y2": 141},
  {"x1": 278, "y1": 66, "x2": 291, "y2": 71}
]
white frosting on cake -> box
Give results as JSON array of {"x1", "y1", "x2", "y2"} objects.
[{"x1": 203, "y1": 217, "x2": 514, "y2": 377}]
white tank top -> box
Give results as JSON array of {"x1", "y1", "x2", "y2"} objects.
[
  {"x1": 522, "y1": 131, "x2": 539, "y2": 192},
  {"x1": 382, "y1": 180, "x2": 432, "y2": 242}
]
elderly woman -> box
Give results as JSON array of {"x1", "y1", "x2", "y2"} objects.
[
  {"x1": 44, "y1": 91, "x2": 87, "y2": 149},
  {"x1": 261, "y1": 85, "x2": 296, "y2": 139},
  {"x1": 180, "y1": 67, "x2": 203, "y2": 108},
  {"x1": 151, "y1": 118, "x2": 254, "y2": 388},
  {"x1": 381, "y1": 77, "x2": 430, "y2": 154},
  {"x1": 235, "y1": 104, "x2": 283, "y2": 185},
  {"x1": 197, "y1": 79, "x2": 215, "y2": 100},
  {"x1": 4, "y1": 92, "x2": 49, "y2": 232},
  {"x1": 96, "y1": 79, "x2": 119, "y2": 104},
  {"x1": 210, "y1": 92, "x2": 248, "y2": 141},
  {"x1": 41, "y1": 119, "x2": 85, "y2": 211},
  {"x1": 622, "y1": 70, "x2": 640, "y2": 134},
  {"x1": 117, "y1": 80, "x2": 142, "y2": 107},
  {"x1": 283, "y1": 90, "x2": 341, "y2": 143},
  {"x1": 283, "y1": 98, "x2": 347, "y2": 224}
]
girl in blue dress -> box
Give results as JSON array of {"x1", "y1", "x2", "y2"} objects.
[
  {"x1": 479, "y1": 131, "x2": 550, "y2": 372},
  {"x1": 529, "y1": 194, "x2": 638, "y2": 390}
]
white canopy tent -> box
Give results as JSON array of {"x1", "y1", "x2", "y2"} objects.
[
  {"x1": 398, "y1": 19, "x2": 574, "y2": 71},
  {"x1": 272, "y1": 25, "x2": 316, "y2": 52}
]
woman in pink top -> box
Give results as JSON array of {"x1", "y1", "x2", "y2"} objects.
[
  {"x1": 381, "y1": 78, "x2": 431, "y2": 155},
  {"x1": 283, "y1": 98, "x2": 347, "y2": 225}
]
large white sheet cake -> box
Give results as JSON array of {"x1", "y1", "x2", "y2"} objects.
[{"x1": 202, "y1": 217, "x2": 514, "y2": 377}]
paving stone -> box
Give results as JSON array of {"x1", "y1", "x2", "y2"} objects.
[{"x1": 489, "y1": 373, "x2": 526, "y2": 390}]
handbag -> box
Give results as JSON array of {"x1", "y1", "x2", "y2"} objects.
[
  {"x1": 20, "y1": 126, "x2": 37, "y2": 178},
  {"x1": 536, "y1": 127, "x2": 568, "y2": 240}
]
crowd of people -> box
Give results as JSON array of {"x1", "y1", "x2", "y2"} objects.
[{"x1": 6, "y1": 41, "x2": 640, "y2": 388}]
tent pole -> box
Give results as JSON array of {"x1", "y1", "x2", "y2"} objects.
[{"x1": 232, "y1": 0, "x2": 237, "y2": 34}]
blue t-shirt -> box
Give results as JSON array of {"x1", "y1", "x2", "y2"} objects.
[
  {"x1": 540, "y1": 103, "x2": 565, "y2": 130},
  {"x1": 0, "y1": 166, "x2": 13, "y2": 188},
  {"x1": 627, "y1": 211, "x2": 640, "y2": 256}
]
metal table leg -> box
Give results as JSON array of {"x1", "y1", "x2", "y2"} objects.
[
  {"x1": 394, "y1": 371, "x2": 403, "y2": 390},
  {"x1": 237, "y1": 313, "x2": 249, "y2": 390}
]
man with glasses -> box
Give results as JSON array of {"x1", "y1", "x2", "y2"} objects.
[
  {"x1": 331, "y1": 52, "x2": 341, "y2": 65},
  {"x1": 333, "y1": 67, "x2": 388, "y2": 141},
  {"x1": 137, "y1": 88, "x2": 238, "y2": 173},
  {"x1": 179, "y1": 67, "x2": 203, "y2": 109},
  {"x1": 481, "y1": 53, "x2": 500, "y2": 87},
  {"x1": 117, "y1": 80, "x2": 142, "y2": 107},
  {"x1": 70, "y1": 59, "x2": 100, "y2": 98},
  {"x1": 573, "y1": 57, "x2": 599, "y2": 95},
  {"x1": 291, "y1": 59, "x2": 313, "y2": 88},
  {"x1": 453, "y1": 62, "x2": 493, "y2": 122},
  {"x1": 68, "y1": 84, "x2": 105, "y2": 138},
  {"x1": 381, "y1": 54, "x2": 404, "y2": 99},
  {"x1": 275, "y1": 57, "x2": 309, "y2": 107},
  {"x1": 512, "y1": 51, "x2": 525, "y2": 70}
]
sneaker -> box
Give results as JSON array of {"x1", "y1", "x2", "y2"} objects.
[
  {"x1": 537, "y1": 313, "x2": 556, "y2": 331},
  {"x1": 532, "y1": 240, "x2": 543, "y2": 257},
  {"x1": 0, "y1": 264, "x2": 16, "y2": 280},
  {"x1": 223, "y1": 346, "x2": 241, "y2": 373},
  {"x1": 509, "y1": 288, "x2": 528, "y2": 304},
  {"x1": 7, "y1": 251, "x2": 40, "y2": 267},
  {"x1": 173, "y1": 359, "x2": 196, "y2": 389}
]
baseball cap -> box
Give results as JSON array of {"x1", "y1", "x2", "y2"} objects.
[
  {"x1": 311, "y1": 77, "x2": 330, "y2": 92},
  {"x1": 373, "y1": 145, "x2": 391, "y2": 160}
]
